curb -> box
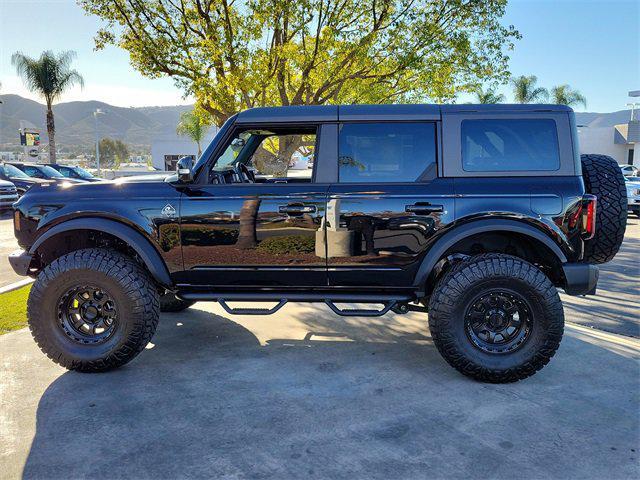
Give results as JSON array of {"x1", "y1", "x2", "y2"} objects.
[{"x1": 0, "y1": 278, "x2": 34, "y2": 295}]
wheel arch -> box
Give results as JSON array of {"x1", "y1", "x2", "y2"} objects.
[
  {"x1": 29, "y1": 218, "x2": 172, "y2": 287},
  {"x1": 414, "y1": 219, "x2": 569, "y2": 291}
]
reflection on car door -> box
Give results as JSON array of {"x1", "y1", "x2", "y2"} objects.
[
  {"x1": 325, "y1": 122, "x2": 455, "y2": 288},
  {"x1": 176, "y1": 127, "x2": 328, "y2": 288}
]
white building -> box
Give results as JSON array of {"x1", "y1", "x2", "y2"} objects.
[
  {"x1": 0, "y1": 151, "x2": 18, "y2": 162},
  {"x1": 577, "y1": 90, "x2": 639, "y2": 167},
  {"x1": 151, "y1": 127, "x2": 219, "y2": 171}
]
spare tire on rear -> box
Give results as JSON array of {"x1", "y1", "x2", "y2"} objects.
[{"x1": 580, "y1": 154, "x2": 627, "y2": 263}]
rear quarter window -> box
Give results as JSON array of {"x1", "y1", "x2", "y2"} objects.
[{"x1": 461, "y1": 119, "x2": 560, "y2": 172}]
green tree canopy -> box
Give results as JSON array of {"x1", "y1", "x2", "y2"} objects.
[
  {"x1": 11, "y1": 50, "x2": 83, "y2": 162},
  {"x1": 98, "y1": 138, "x2": 129, "y2": 168},
  {"x1": 510, "y1": 74, "x2": 548, "y2": 104},
  {"x1": 176, "y1": 110, "x2": 210, "y2": 156},
  {"x1": 80, "y1": 0, "x2": 520, "y2": 125},
  {"x1": 551, "y1": 84, "x2": 586, "y2": 109}
]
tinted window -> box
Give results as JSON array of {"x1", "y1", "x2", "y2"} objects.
[
  {"x1": 248, "y1": 133, "x2": 315, "y2": 180},
  {"x1": 23, "y1": 166, "x2": 44, "y2": 178},
  {"x1": 0, "y1": 164, "x2": 29, "y2": 178},
  {"x1": 338, "y1": 123, "x2": 436, "y2": 183},
  {"x1": 462, "y1": 119, "x2": 560, "y2": 172}
]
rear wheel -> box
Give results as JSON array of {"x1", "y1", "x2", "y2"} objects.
[
  {"x1": 581, "y1": 154, "x2": 627, "y2": 263},
  {"x1": 428, "y1": 254, "x2": 564, "y2": 383},
  {"x1": 27, "y1": 248, "x2": 160, "y2": 372}
]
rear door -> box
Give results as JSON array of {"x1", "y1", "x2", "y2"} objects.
[{"x1": 327, "y1": 117, "x2": 455, "y2": 288}]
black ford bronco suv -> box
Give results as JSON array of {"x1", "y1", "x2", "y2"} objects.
[{"x1": 9, "y1": 104, "x2": 627, "y2": 383}]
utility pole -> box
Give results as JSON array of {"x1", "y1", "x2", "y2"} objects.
[{"x1": 93, "y1": 108, "x2": 104, "y2": 175}]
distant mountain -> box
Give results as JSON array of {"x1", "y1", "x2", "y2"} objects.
[
  {"x1": 0, "y1": 94, "x2": 632, "y2": 152},
  {"x1": 0, "y1": 94, "x2": 194, "y2": 152}
]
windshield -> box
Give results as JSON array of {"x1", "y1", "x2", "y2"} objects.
[
  {"x1": 0, "y1": 164, "x2": 29, "y2": 178},
  {"x1": 39, "y1": 165, "x2": 64, "y2": 178},
  {"x1": 73, "y1": 166, "x2": 94, "y2": 179},
  {"x1": 193, "y1": 114, "x2": 237, "y2": 175}
]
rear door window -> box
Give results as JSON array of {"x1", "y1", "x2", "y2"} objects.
[
  {"x1": 338, "y1": 122, "x2": 437, "y2": 183},
  {"x1": 461, "y1": 119, "x2": 560, "y2": 172}
]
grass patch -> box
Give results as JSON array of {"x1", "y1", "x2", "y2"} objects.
[{"x1": 0, "y1": 285, "x2": 31, "y2": 335}]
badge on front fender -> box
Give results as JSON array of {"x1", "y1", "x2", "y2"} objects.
[{"x1": 161, "y1": 204, "x2": 176, "y2": 218}]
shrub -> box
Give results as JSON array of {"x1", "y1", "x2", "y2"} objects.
[
  {"x1": 256, "y1": 235, "x2": 315, "y2": 255},
  {"x1": 181, "y1": 226, "x2": 238, "y2": 246}
]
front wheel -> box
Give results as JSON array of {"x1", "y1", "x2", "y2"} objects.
[
  {"x1": 27, "y1": 248, "x2": 160, "y2": 372},
  {"x1": 428, "y1": 254, "x2": 564, "y2": 383},
  {"x1": 159, "y1": 291, "x2": 194, "y2": 312}
]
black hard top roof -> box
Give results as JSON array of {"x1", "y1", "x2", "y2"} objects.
[{"x1": 236, "y1": 103, "x2": 573, "y2": 123}]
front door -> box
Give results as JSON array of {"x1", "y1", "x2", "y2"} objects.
[
  {"x1": 176, "y1": 126, "x2": 328, "y2": 288},
  {"x1": 326, "y1": 122, "x2": 455, "y2": 288}
]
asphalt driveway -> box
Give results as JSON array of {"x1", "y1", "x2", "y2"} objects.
[{"x1": 1, "y1": 302, "x2": 639, "y2": 479}]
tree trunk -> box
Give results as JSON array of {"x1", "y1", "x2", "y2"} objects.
[
  {"x1": 46, "y1": 103, "x2": 55, "y2": 164},
  {"x1": 236, "y1": 198, "x2": 261, "y2": 249},
  {"x1": 197, "y1": 141, "x2": 202, "y2": 157}
]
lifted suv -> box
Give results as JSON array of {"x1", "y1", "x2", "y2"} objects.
[{"x1": 10, "y1": 104, "x2": 627, "y2": 382}]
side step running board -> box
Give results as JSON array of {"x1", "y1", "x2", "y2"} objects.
[
  {"x1": 217, "y1": 299, "x2": 287, "y2": 316},
  {"x1": 178, "y1": 291, "x2": 424, "y2": 317},
  {"x1": 324, "y1": 299, "x2": 396, "y2": 317}
]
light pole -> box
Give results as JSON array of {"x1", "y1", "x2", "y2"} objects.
[{"x1": 93, "y1": 108, "x2": 105, "y2": 175}]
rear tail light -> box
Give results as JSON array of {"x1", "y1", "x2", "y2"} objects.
[{"x1": 582, "y1": 194, "x2": 597, "y2": 240}]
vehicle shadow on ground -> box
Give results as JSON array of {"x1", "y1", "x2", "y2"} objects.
[
  {"x1": 561, "y1": 219, "x2": 640, "y2": 337},
  {"x1": 21, "y1": 306, "x2": 639, "y2": 479}
]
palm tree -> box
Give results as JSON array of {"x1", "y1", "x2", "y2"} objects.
[
  {"x1": 511, "y1": 75, "x2": 548, "y2": 103},
  {"x1": 550, "y1": 84, "x2": 587, "y2": 109},
  {"x1": 176, "y1": 110, "x2": 209, "y2": 157},
  {"x1": 11, "y1": 50, "x2": 84, "y2": 163},
  {"x1": 474, "y1": 87, "x2": 505, "y2": 104}
]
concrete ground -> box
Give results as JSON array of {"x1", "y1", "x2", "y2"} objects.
[
  {"x1": 1, "y1": 303, "x2": 639, "y2": 479},
  {"x1": 1, "y1": 215, "x2": 638, "y2": 479},
  {"x1": 561, "y1": 217, "x2": 640, "y2": 337}
]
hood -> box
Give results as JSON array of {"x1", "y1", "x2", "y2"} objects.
[
  {"x1": 0, "y1": 179, "x2": 15, "y2": 188},
  {"x1": 49, "y1": 177, "x2": 85, "y2": 184},
  {"x1": 114, "y1": 173, "x2": 174, "y2": 183},
  {"x1": 10, "y1": 176, "x2": 53, "y2": 185}
]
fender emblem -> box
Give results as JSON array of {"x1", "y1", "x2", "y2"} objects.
[{"x1": 161, "y1": 204, "x2": 176, "y2": 218}]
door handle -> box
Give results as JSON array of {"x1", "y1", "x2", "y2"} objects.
[
  {"x1": 405, "y1": 203, "x2": 444, "y2": 214},
  {"x1": 279, "y1": 204, "x2": 317, "y2": 215}
]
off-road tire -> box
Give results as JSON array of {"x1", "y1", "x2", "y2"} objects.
[
  {"x1": 27, "y1": 248, "x2": 159, "y2": 372},
  {"x1": 581, "y1": 154, "x2": 627, "y2": 263},
  {"x1": 160, "y1": 291, "x2": 194, "y2": 312},
  {"x1": 428, "y1": 254, "x2": 564, "y2": 383}
]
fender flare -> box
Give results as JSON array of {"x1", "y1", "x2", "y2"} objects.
[
  {"x1": 412, "y1": 219, "x2": 568, "y2": 288},
  {"x1": 29, "y1": 217, "x2": 172, "y2": 287}
]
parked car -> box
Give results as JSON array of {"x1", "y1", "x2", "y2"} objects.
[
  {"x1": 7, "y1": 162, "x2": 86, "y2": 185},
  {"x1": 626, "y1": 177, "x2": 640, "y2": 217},
  {"x1": 0, "y1": 162, "x2": 54, "y2": 196},
  {"x1": 9, "y1": 104, "x2": 627, "y2": 383},
  {"x1": 0, "y1": 178, "x2": 19, "y2": 211},
  {"x1": 620, "y1": 164, "x2": 639, "y2": 177},
  {"x1": 49, "y1": 164, "x2": 102, "y2": 182}
]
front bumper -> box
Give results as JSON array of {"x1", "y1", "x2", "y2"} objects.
[
  {"x1": 562, "y1": 263, "x2": 599, "y2": 296},
  {"x1": 0, "y1": 194, "x2": 18, "y2": 208},
  {"x1": 8, "y1": 249, "x2": 34, "y2": 277}
]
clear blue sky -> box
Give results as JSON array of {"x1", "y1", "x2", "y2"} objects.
[{"x1": 0, "y1": 0, "x2": 637, "y2": 112}]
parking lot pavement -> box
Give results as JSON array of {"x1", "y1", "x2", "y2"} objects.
[
  {"x1": 0, "y1": 213, "x2": 23, "y2": 288},
  {"x1": 1, "y1": 303, "x2": 639, "y2": 479},
  {"x1": 562, "y1": 217, "x2": 640, "y2": 337}
]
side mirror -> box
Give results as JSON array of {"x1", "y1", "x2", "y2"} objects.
[{"x1": 176, "y1": 156, "x2": 194, "y2": 183}]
